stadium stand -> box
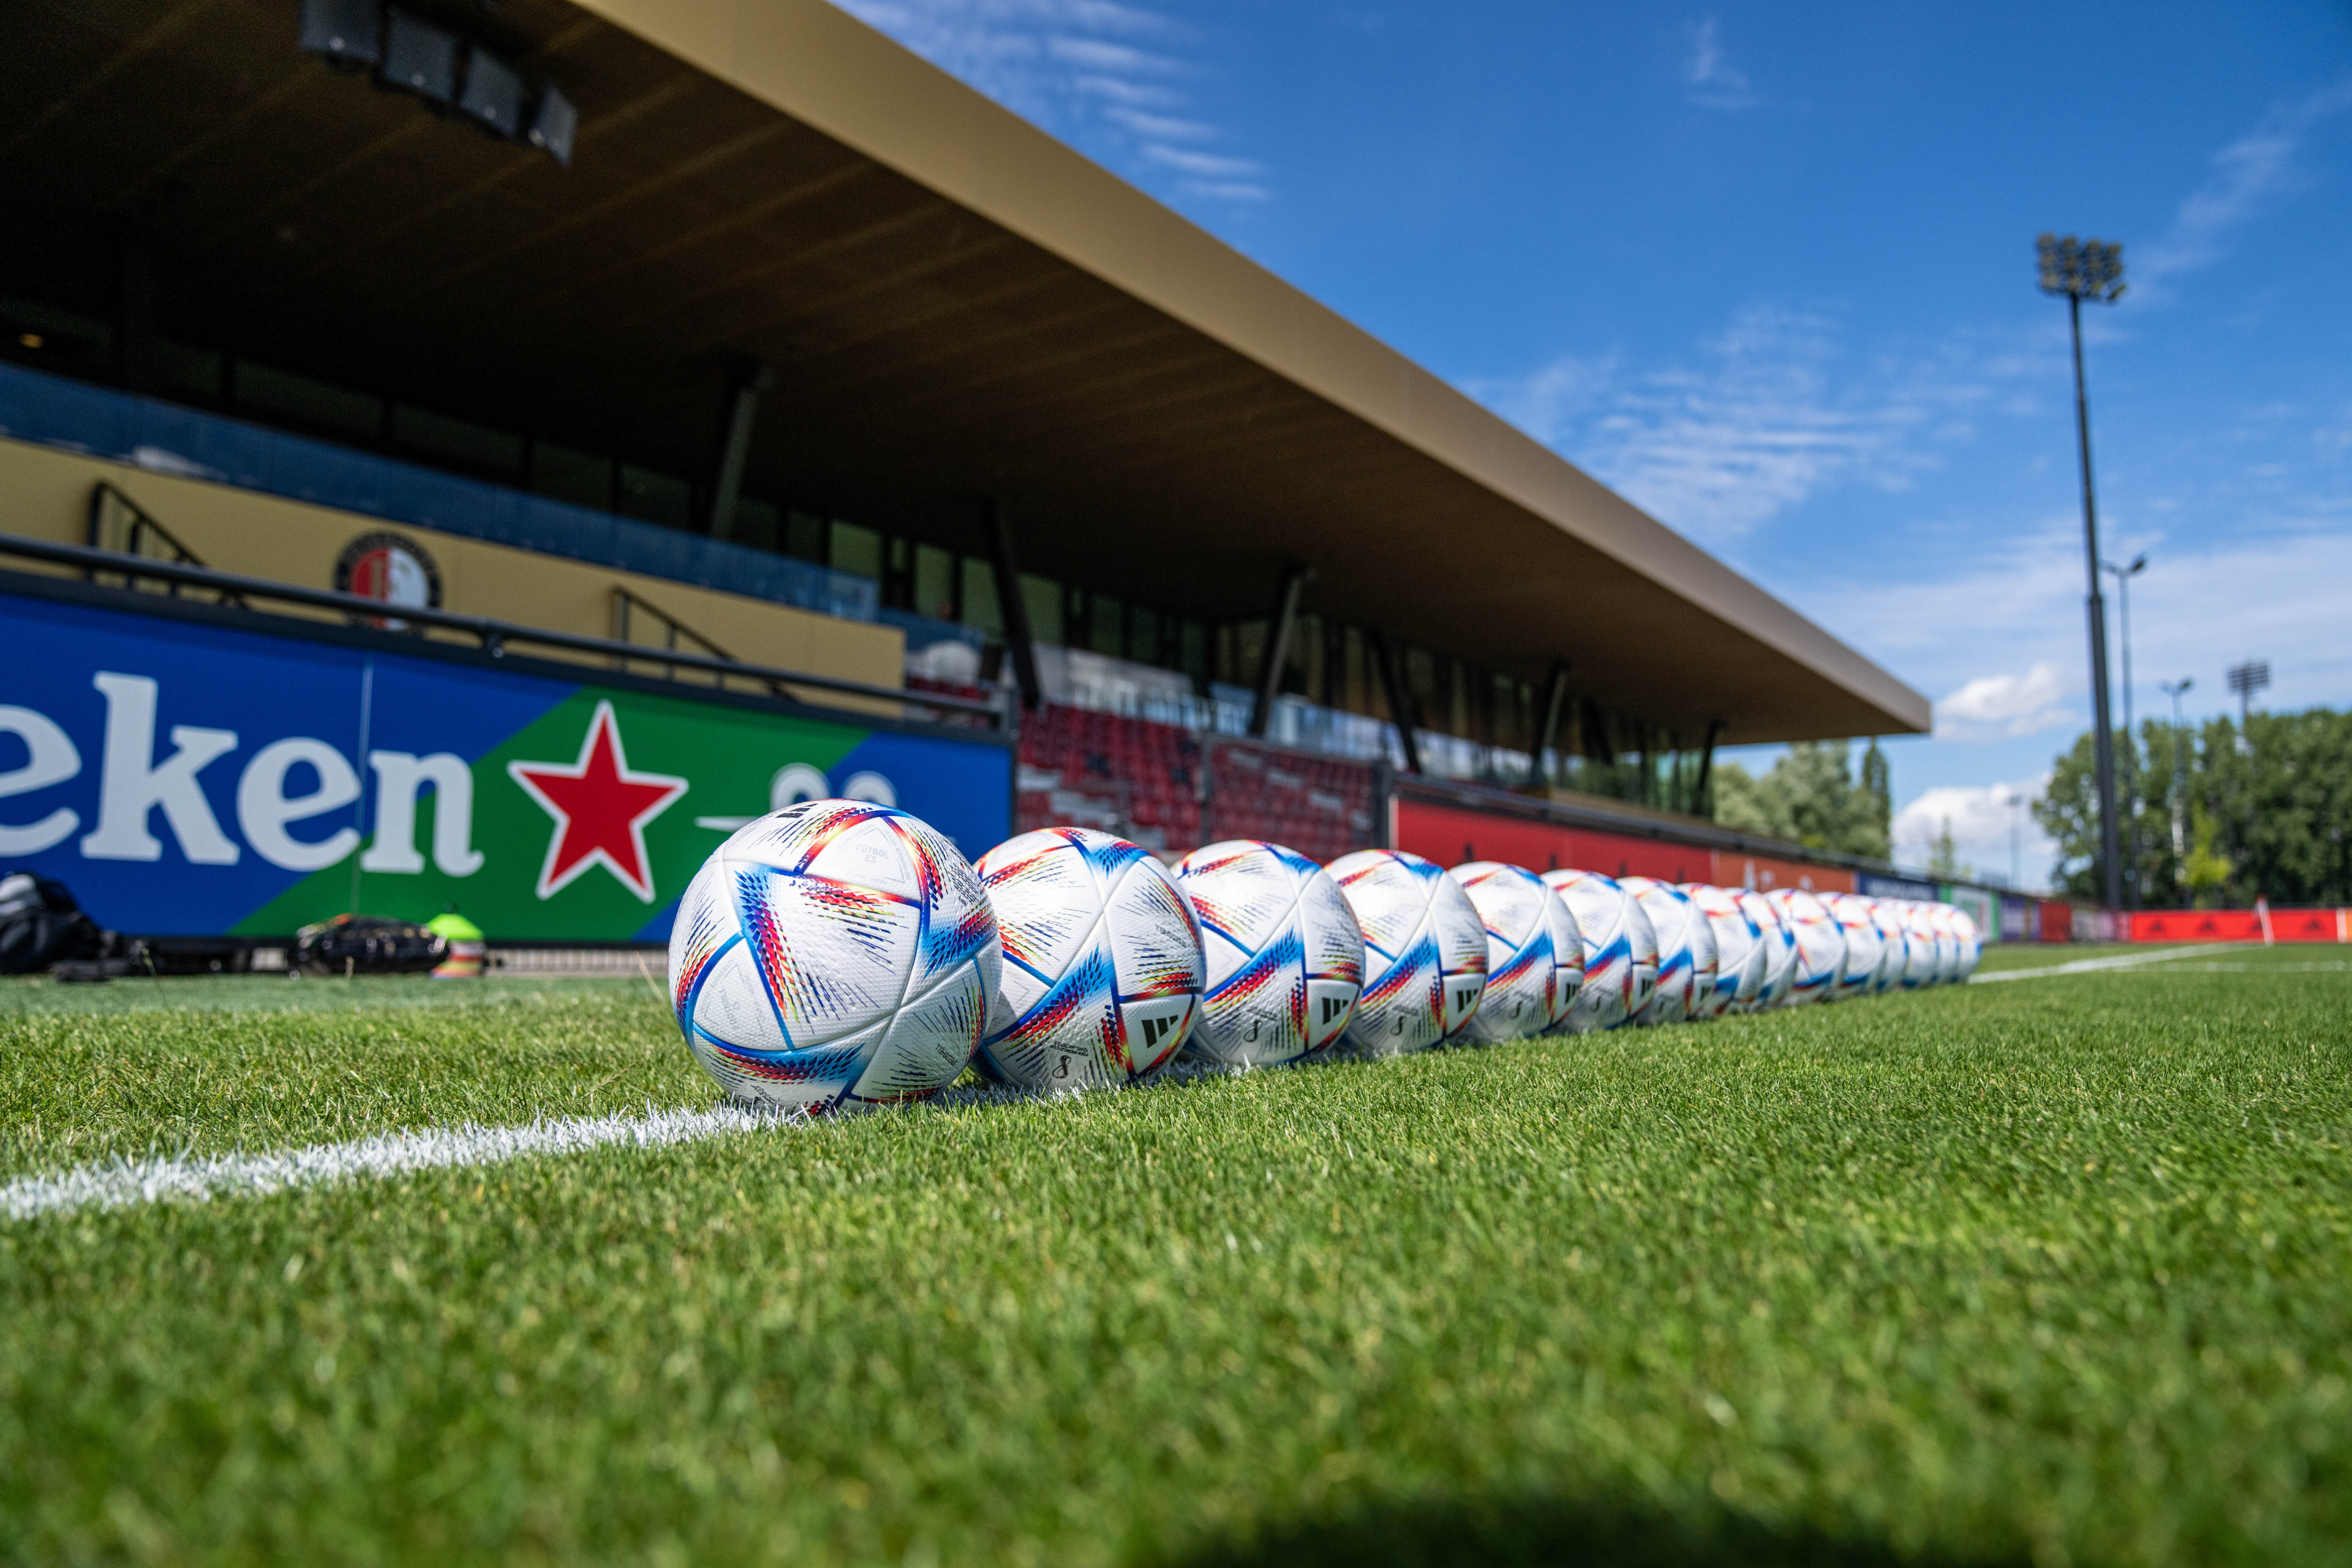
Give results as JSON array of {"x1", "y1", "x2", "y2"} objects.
[{"x1": 1008, "y1": 702, "x2": 1376, "y2": 862}]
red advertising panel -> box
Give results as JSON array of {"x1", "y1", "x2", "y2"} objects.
[
  {"x1": 2039, "y1": 901, "x2": 2077, "y2": 943},
  {"x1": 1708, "y1": 851, "x2": 1855, "y2": 897},
  {"x1": 1394, "y1": 799, "x2": 1703, "y2": 880},
  {"x1": 2132, "y1": 908, "x2": 2348, "y2": 943},
  {"x1": 1391, "y1": 798, "x2": 1858, "y2": 892}
]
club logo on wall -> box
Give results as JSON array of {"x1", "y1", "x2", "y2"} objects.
[{"x1": 334, "y1": 530, "x2": 442, "y2": 630}]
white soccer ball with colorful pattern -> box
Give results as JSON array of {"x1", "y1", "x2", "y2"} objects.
[
  {"x1": 1740, "y1": 888, "x2": 1798, "y2": 1009},
  {"x1": 1926, "y1": 903, "x2": 1962, "y2": 984},
  {"x1": 1624, "y1": 877, "x2": 1717, "y2": 1027},
  {"x1": 1824, "y1": 892, "x2": 1888, "y2": 1001},
  {"x1": 1867, "y1": 899, "x2": 1912, "y2": 992},
  {"x1": 1682, "y1": 884, "x2": 1766, "y2": 1017},
  {"x1": 973, "y1": 827, "x2": 1205, "y2": 1092},
  {"x1": 1949, "y1": 907, "x2": 1984, "y2": 979},
  {"x1": 1174, "y1": 840, "x2": 1365, "y2": 1068},
  {"x1": 1766, "y1": 888, "x2": 1846, "y2": 1003},
  {"x1": 1327, "y1": 849, "x2": 1488, "y2": 1055},
  {"x1": 1449, "y1": 862, "x2": 1583, "y2": 1042},
  {"x1": 668, "y1": 800, "x2": 1000, "y2": 1112},
  {"x1": 1893, "y1": 901, "x2": 1937, "y2": 988},
  {"x1": 1542, "y1": 869, "x2": 1659, "y2": 1031}
]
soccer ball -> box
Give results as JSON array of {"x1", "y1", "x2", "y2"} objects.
[
  {"x1": 1173, "y1": 839, "x2": 1365, "y2": 1067},
  {"x1": 1823, "y1": 892, "x2": 1887, "y2": 1002},
  {"x1": 1738, "y1": 888, "x2": 1796, "y2": 1009},
  {"x1": 1949, "y1": 907, "x2": 1983, "y2": 979},
  {"x1": 1894, "y1": 901, "x2": 1937, "y2": 989},
  {"x1": 1867, "y1": 899, "x2": 1912, "y2": 992},
  {"x1": 1449, "y1": 861, "x2": 1583, "y2": 1042},
  {"x1": 1766, "y1": 888, "x2": 1845, "y2": 1003},
  {"x1": 1683, "y1": 883, "x2": 1767, "y2": 1017},
  {"x1": 974, "y1": 827, "x2": 1205, "y2": 1091},
  {"x1": 1542, "y1": 869, "x2": 1659, "y2": 1031},
  {"x1": 1926, "y1": 903, "x2": 1962, "y2": 984},
  {"x1": 1327, "y1": 849, "x2": 1488, "y2": 1055},
  {"x1": 668, "y1": 800, "x2": 1000, "y2": 1112},
  {"x1": 1623, "y1": 877, "x2": 1717, "y2": 1027}
]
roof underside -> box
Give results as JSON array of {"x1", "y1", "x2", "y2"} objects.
[{"x1": 0, "y1": 0, "x2": 1929, "y2": 744}]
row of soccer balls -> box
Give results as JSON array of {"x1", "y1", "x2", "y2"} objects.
[{"x1": 667, "y1": 799, "x2": 1982, "y2": 1112}]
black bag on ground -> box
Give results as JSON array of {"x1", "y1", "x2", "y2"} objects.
[
  {"x1": 293, "y1": 914, "x2": 447, "y2": 976},
  {"x1": 0, "y1": 872, "x2": 107, "y2": 976}
]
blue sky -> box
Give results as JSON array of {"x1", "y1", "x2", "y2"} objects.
[{"x1": 837, "y1": 0, "x2": 2352, "y2": 888}]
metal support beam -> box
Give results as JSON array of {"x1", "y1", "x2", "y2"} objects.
[
  {"x1": 701, "y1": 355, "x2": 772, "y2": 538},
  {"x1": 984, "y1": 498, "x2": 1042, "y2": 711},
  {"x1": 1692, "y1": 718, "x2": 1722, "y2": 817},
  {"x1": 1370, "y1": 628, "x2": 1422, "y2": 775},
  {"x1": 1531, "y1": 659, "x2": 1571, "y2": 788},
  {"x1": 1247, "y1": 559, "x2": 1311, "y2": 737}
]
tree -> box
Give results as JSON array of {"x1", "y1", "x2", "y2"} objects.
[
  {"x1": 1712, "y1": 739, "x2": 1891, "y2": 858},
  {"x1": 1929, "y1": 818, "x2": 1959, "y2": 880},
  {"x1": 2182, "y1": 802, "x2": 2233, "y2": 908},
  {"x1": 2036, "y1": 707, "x2": 2351, "y2": 905}
]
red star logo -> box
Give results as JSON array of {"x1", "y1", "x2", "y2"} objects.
[{"x1": 507, "y1": 701, "x2": 688, "y2": 902}]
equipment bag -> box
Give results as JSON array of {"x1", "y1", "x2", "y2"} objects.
[
  {"x1": 0, "y1": 872, "x2": 108, "y2": 976},
  {"x1": 293, "y1": 914, "x2": 448, "y2": 976}
]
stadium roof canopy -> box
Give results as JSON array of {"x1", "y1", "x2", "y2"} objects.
[{"x1": 0, "y1": 0, "x2": 1929, "y2": 745}]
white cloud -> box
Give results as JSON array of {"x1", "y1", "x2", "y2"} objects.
[
  {"x1": 834, "y1": 0, "x2": 1273, "y2": 208},
  {"x1": 1799, "y1": 520, "x2": 2352, "y2": 738},
  {"x1": 1176, "y1": 179, "x2": 1272, "y2": 203},
  {"x1": 2133, "y1": 79, "x2": 2352, "y2": 296},
  {"x1": 1461, "y1": 309, "x2": 2024, "y2": 546},
  {"x1": 1105, "y1": 108, "x2": 1215, "y2": 140},
  {"x1": 1934, "y1": 662, "x2": 2070, "y2": 741},
  {"x1": 1892, "y1": 776, "x2": 2054, "y2": 891},
  {"x1": 1683, "y1": 18, "x2": 1759, "y2": 110},
  {"x1": 1141, "y1": 146, "x2": 1262, "y2": 178}
]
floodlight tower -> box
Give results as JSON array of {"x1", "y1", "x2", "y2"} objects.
[
  {"x1": 2038, "y1": 233, "x2": 2127, "y2": 908},
  {"x1": 2102, "y1": 552, "x2": 2147, "y2": 906},
  {"x1": 2226, "y1": 658, "x2": 2270, "y2": 732}
]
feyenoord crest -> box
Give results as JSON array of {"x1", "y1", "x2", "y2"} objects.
[{"x1": 334, "y1": 530, "x2": 442, "y2": 628}]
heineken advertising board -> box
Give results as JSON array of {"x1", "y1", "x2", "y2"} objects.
[{"x1": 0, "y1": 584, "x2": 1011, "y2": 941}]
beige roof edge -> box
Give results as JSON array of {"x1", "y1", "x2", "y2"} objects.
[{"x1": 573, "y1": 0, "x2": 1931, "y2": 736}]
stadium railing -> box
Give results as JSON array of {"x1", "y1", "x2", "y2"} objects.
[{"x1": 0, "y1": 530, "x2": 1006, "y2": 729}]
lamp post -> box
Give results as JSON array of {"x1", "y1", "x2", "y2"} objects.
[
  {"x1": 2005, "y1": 786, "x2": 2024, "y2": 890},
  {"x1": 2038, "y1": 233, "x2": 2127, "y2": 910},
  {"x1": 2159, "y1": 676, "x2": 2192, "y2": 906},
  {"x1": 2102, "y1": 552, "x2": 2147, "y2": 907}
]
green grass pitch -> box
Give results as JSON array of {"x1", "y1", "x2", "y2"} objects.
[{"x1": 1, "y1": 945, "x2": 2346, "y2": 1565}]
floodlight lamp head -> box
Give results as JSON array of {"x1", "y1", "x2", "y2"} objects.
[
  {"x1": 2035, "y1": 233, "x2": 2127, "y2": 301},
  {"x1": 2127, "y1": 553, "x2": 2147, "y2": 575}
]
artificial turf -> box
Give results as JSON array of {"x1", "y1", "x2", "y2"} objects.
[{"x1": 1, "y1": 948, "x2": 2346, "y2": 1566}]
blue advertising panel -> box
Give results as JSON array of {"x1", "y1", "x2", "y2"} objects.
[{"x1": 0, "y1": 582, "x2": 1011, "y2": 940}]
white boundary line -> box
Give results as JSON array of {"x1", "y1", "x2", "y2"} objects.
[
  {"x1": 0, "y1": 1067, "x2": 1232, "y2": 1225},
  {"x1": 1969, "y1": 943, "x2": 2258, "y2": 982},
  {"x1": 0, "y1": 1103, "x2": 786, "y2": 1224},
  {"x1": 5, "y1": 948, "x2": 2312, "y2": 1224}
]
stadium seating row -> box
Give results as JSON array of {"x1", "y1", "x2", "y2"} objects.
[{"x1": 1010, "y1": 702, "x2": 1375, "y2": 859}]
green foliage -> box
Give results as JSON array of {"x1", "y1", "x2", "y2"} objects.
[
  {"x1": 1711, "y1": 740, "x2": 1891, "y2": 858},
  {"x1": 2184, "y1": 802, "x2": 2235, "y2": 908},
  {"x1": 2037, "y1": 707, "x2": 2352, "y2": 903},
  {"x1": 2, "y1": 964, "x2": 2348, "y2": 1563},
  {"x1": 1927, "y1": 818, "x2": 1959, "y2": 879}
]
